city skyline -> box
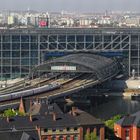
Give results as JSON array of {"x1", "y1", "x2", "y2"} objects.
[{"x1": 0, "y1": 0, "x2": 140, "y2": 12}]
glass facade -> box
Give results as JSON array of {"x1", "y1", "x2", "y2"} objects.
[
  {"x1": 0, "y1": 34, "x2": 39, "y2": 80},
  {"x1": 0, "y1": 28, "x2": 140, "y2": 80}
]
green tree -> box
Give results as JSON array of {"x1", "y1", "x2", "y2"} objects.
[
  {"x1": 91, "y1": 132, "x2": 98, "y2": 140},
  {"x1": 84, "y1": 132, "x2": 91, "y2": 140},
  {"x1": 3, "y1": 109, "x2": 16, "y2": 117},
  {"x1": 85, "y1": 131, "x2": 98, "y2": 140},
  {"x1": 105, "y1": 115, "x2": 122, "y2": 139},
  {"x1": 105, "y1": 115, "x2": 121, "y2": 130},
  {"x1": 3, "y1": 109, "x2": 26, "y2": 117}
]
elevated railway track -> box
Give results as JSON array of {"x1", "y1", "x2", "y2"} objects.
[
  {"x1": 0, "y1": 70, "x2": 118, "y2": 107},
  {"x1": 39, "y1": 70, "x2": 118, "y2": 100},
  {"x1": 0, "y1": 73, "x2": 61, "y2": 94},
  {"x1": 0, "y1": 53, "x2": 120, "y2": 107},
  {"x1": 42, "y1": 74, "x2": 95, "y2": 99},
  {"x1": 0, "y1": 73, "x2": 91, "y2": 105}
]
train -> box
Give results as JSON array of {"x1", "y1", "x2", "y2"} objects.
[{"x1": 0, "y1": 82, "x2": 60, "y2": 102}]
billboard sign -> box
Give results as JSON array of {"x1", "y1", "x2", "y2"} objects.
[
  {"x1": 51, "y1": 66, "x2": 76, "y2": 71},
  {"x1": 39, "y1": 20, "x2": 47, "y2": 27},
  {"x1": 35, "y1": 17, "x2": 49, "y2": 28}
]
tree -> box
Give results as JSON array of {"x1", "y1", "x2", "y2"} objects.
[
  {"x1": 3, "y1": 109, "x2": 25, "y2": 117},
  {"x1": 91, "y1": 132, "x2": 98, "y2": 140},
  {"x1": 105, "y1": 115, "x2": 121, "y2": 130},
  {"x1": 84, "y1": 131, "x2": 98, "y2": 140},
  {"x1": 3, "y1": 109, "x2": 16, "y2": 117},
  {"x1": 105, "y1": 115, "x2": 122, "y2": 139},
  {"x1": 84, "y1": 132, "x2": 90, "y2": 140}
]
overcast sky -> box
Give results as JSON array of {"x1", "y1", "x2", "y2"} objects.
[{"x1": 1, "y1": 0, "x2": 140, "y2": 12}]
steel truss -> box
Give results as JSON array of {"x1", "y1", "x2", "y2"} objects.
[{"x1": 1, "y1": 28, "x2": 140, "y2": 79}]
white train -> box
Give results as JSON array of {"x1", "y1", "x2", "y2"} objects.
[{"x1": 0, "y1": 83, "x2": 60, "y2": 102}]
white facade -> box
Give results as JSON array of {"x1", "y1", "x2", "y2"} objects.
[{"x1": 8, "y1": 16, "x2": 15, "y2": 25}]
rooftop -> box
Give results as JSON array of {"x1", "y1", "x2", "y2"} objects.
[
  {"x1": 0, "y1": 27, "x2": 140, "y2": 34},
  {"x1": 0, "y1": 98, "x2": 104, "y2": 140},
  {"x1": 116, "y1": 111, "x2": 140, "y2": 127}
]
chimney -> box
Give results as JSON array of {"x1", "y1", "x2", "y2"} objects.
[
  {"x1": 69, "y1": 110, "x2": 72, "y2": 115},
  {"x1": 52, "y1": 112, "x2": 56, "y2": 121},
  {"x1": 6, "y1": 117, "x2": 9, "y2": 123},
  {"x1": 29, "y1": 114, "x2": 32, "y2": 122},
  {"x1": 30, "y1": 100, "x2": 32, "y2": 109},
  {"x1": 72, "y1": 107, "x2": 77, "y2": 116},
  {"x1": 19, "y1": 97, "x2": 25, "y2": 114},
  {"x1": 35, "y1": 125, "x2": 41, "y2": 140},
  {"x1": 72, "y1": 107, "x2": 76, "y2": 112}
]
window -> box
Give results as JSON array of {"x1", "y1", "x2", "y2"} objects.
[
  {"x1": 21, "y1": 43, "x2": 29, "y2": 50},
  {"x1": 21, "y1": 51, "x2": 29, "y2": 57},
  {"x1": 74, "y1": 135, "x2": 78, "y2": 140},
  {"x1": 66, "y1": 136, "x2": 70, "y2": 140},
  {"x1": 21, "y1": 59, "x2": 29, "y2": 65},
  {"x1": 12, "y1": 51, "x2": 20, "y2": 57},
  {"x1": 125, "y1": 129, "x2": 130, "y2": 140},
  {"x1": 58, "y1": 128, "x2": 63, "y2": 132},
  {"x1": 21, "y1": 35, "x2": 29, "y2": 42},
  {"x1": 31, "y1": 43, "x2": 38, "y2": 50},
  {"x1": 76, "y1": 35, "x2": 84, "y2": 42},
  {"x1": 67, "y1": 128, "x2": 70, "y2": 131},
  {"x1": 31, "y1": 51, "x2": 38, "y2": 57},
  {"x1": 2, "y1": 43, "x2": 10, "y2": 50},
  {"x1": 59, "y1": 136, "x2": 63, "y2": 140},
  {"x1": 52, "y1": 136, "x2": 56, "y2": 140},
  {"x1": 49, "y1": 35, "x2": 57, "y2": 42},
  {"x1": 2, "y1": 51, "x2": 10, "y2": 57},
  {"x1": 67, "y1": 35, "x2": 75, "y2": 42},
  {"x1": 95, "y1": 35, "x2": 102, "y2": 42},
  {"x1": 2, "y1": 35, "x2": 10, "y2": 42},
  {"x1": 31, "y1": 59, "x2": 38, "y2": 65},
  {"x1": 104, "y1": 35, "x2": 111, "y2": 42},
  {"x1": 52, "y1": 128, "x2": 56, "y2": 132},
  {"x1": 44, "y1": 128, "x2": 48, "y2": 132},
  {"x1": 40, "y1": 35, "x2": 48, "y2": 42},
  {"x1": 12, "y1": 59, "x2": 20, "y2": 65},
  {"x1": 86, "y1": 35, "x2": 93, "y2": 42},
  {"x1": 12, "y1": 43, "x2": 20, "y2": 50},
  {"x1": 31, "y1": 35, "x2": 38, "y2": 42},
  {"x1": 74, "y1": 127, "x2": 78, "y2": 131},
  {"x1": 58, "y1": 35, "x2": 66, "y2": 42},
  {"x1": 12, "y1": 35, "x2": 20, "y2": 42}
]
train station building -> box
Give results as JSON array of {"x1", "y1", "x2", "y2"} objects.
[{"x1": 0, "y1": 28, "x2": 140, "y2": 80}]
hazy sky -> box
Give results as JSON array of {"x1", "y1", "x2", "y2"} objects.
[{"x1": 1, "y1": 0, "x2": 140, "y2": 12}]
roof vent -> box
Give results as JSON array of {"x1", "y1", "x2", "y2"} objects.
[
  {"x1": 20, "y1": 132, "x2": 30, "y2": 140},
  {"x1": 32, "y1": 117, "x2": 38, "y2": 122}
]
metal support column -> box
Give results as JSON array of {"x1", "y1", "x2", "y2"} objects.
[
  {"x1": 0, "y1": 35, "x2": 2, "y2": 81},
  {"x1": 138, "y1": 35, "x2": 140, "y2": 77},
  {"x1": 20, "y1": 34, "x2": 21, "y2": 78},
  {"x1": 129, "y1": 35, "x2": 131, "y2": 77},
  {"x1": 38, "y1": 34, "x2": 41, "y2": 65},
  {"x1": 10, "y1": 34, "x2": 12, "y2": 79}
]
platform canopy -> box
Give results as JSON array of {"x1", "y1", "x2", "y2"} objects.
[{"x1": 32, "y1": 53, "x2": 119, "y2": 80}]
